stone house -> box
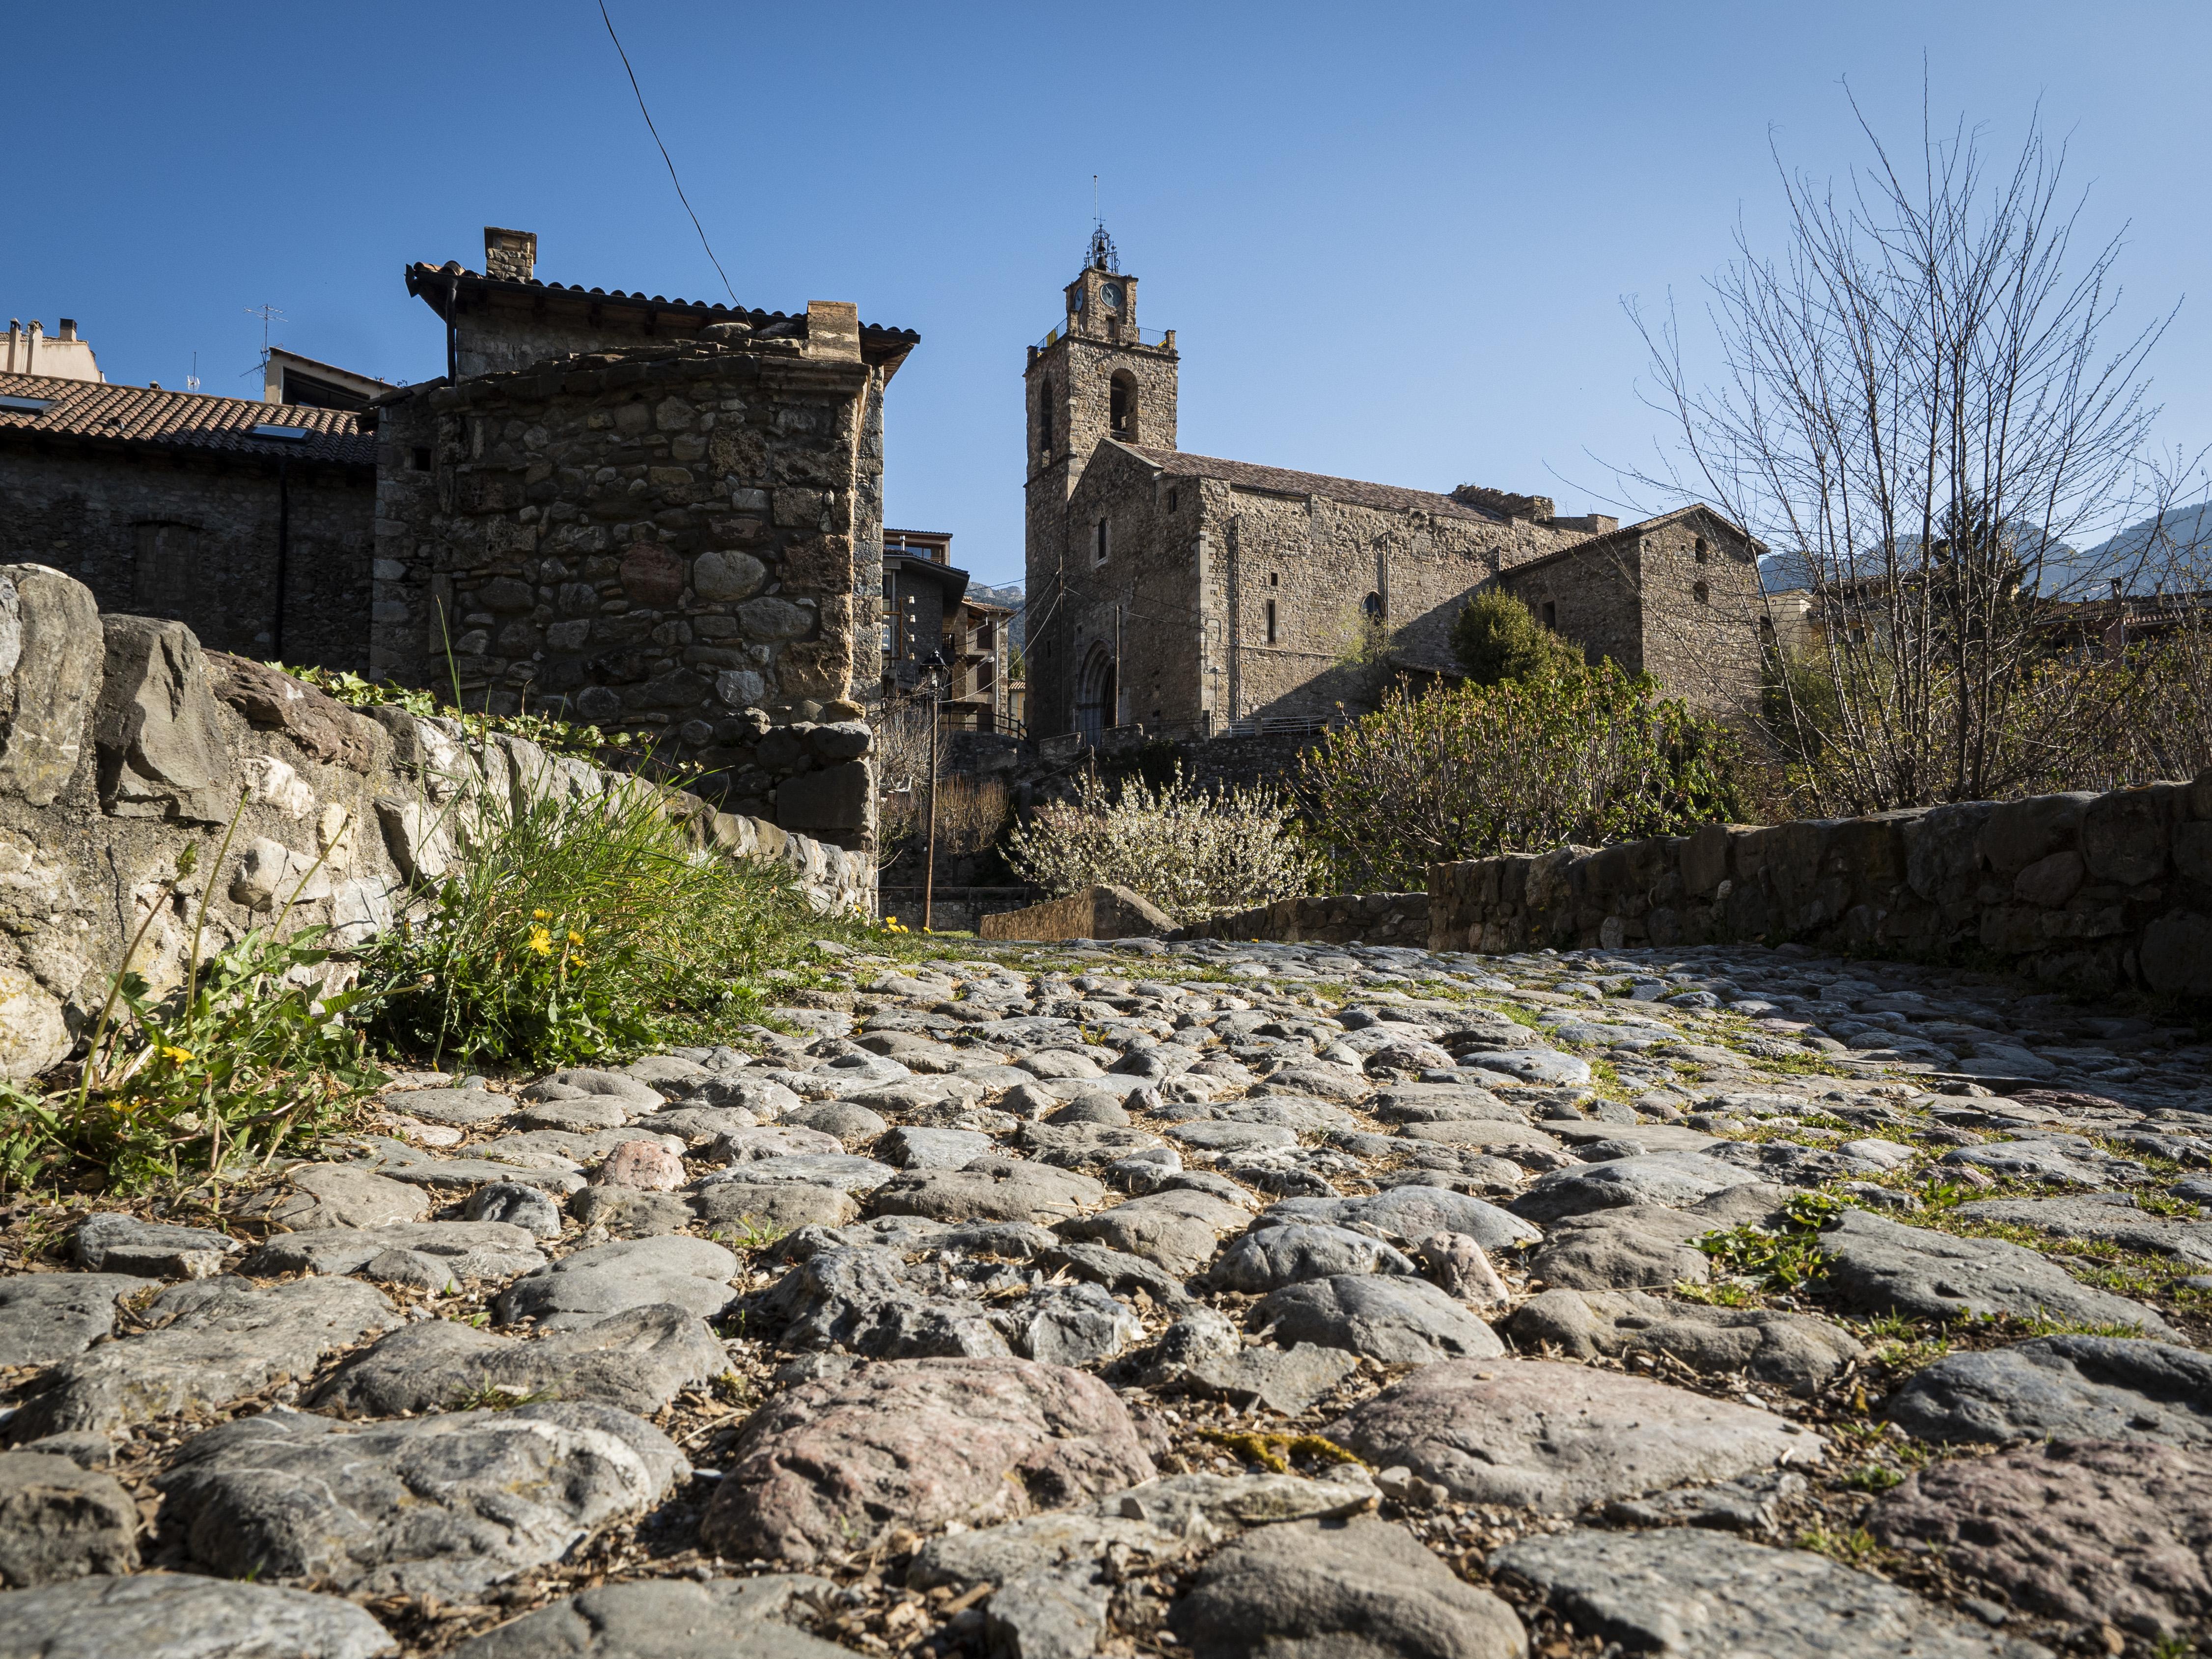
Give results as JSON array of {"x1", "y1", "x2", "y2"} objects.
[
  {"x1": 370, "y1": 230, "x2": 918, "y2": 851},
  {"x1": 1023, "y1": 233, "x2": 1766, "y2": 738},
  {"x1": 882, "y1": 528, "x2": 969, "y2": 696},
  {"x1": 1493, "y1": 504, "x2": 1767, "y2": 717},
  {"x1": 0, "y1": 362, "x2": 376, "y2": 670}
]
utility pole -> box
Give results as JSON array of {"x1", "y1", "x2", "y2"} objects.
[{"x1": 923, "y1": 659, "x2": 943, "y2": 932}]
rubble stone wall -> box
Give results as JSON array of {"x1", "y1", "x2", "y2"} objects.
[
  {"x1": 0, "y1": 445, "x2": 375, "y2": 671},
  {"x1": 0, "y1": 563, "x2": 871, "y2": 1080},
  {"x1": 370, "y1": 322, "x2": 883, "y2": 850},
  {"x1": 1180, "y1": 891, "x2": 1429, "y2": 947},
  {"x1": 1426, "y1": 778, "x2": 2212, "y2": 997}
]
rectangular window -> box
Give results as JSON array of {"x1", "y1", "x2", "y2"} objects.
[
  {"x1": 1265, "y1": 599, "x2": 1278, "y2": 644},
  {"x1": 1542, "y1": 601, "x2": 1557, "y2": 631},
  {"x1": 1166, "y1": 488, "x2": 1179, "y2": 512},
  {"x1": 1094, "y1": 518, "x2": 1109, "y2": 567}
]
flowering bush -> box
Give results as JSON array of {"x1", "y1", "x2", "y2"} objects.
[
  {"x1": 1298, "y1": 662, "x2": 1745, "y2": 890},
  {"x1": 1003, "y1": 766, "x2": 1325, "y2": 925}
]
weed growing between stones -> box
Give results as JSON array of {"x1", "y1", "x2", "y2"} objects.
[
  {"x1": 365, "y1": 773, "x2": 843, "y2": 1069},
  {"x1": 2, "y1": 806, "x2": 384, "y2": 1197}
]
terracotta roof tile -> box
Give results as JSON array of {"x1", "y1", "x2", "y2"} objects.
[
  {"x1": 0, "y1": 372, "x2": 373, "y2": 465},
  {"x1": 1120, "y1": 443, "x2": 1502, "y2": 522}
]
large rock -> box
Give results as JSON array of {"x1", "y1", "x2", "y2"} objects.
[
  {"x1": 312, "y1": 1304, "x2": 727, "y2": 1416},
  {"x1": 872, "y1": 1160, "x2": 1106, "y2": 1225},
  {"x1": 1250, "y1": 1275, "x2": 1504, "y2": 1365},
  {"x1": 0, "y1": 967, "x2": 70, "y2": 1080},
  {"x1": 236, "y1": 1220, "x2": 544, "y2": 1283},
  {"x1": 1264, "y1": 1188, "x2": 1540, "y2": 1251},
  {"x1": 1885, "y1": 1336, "x2": 2212, "y2": 1444},
  {"x1": 447, "y1": 1576, "x2": 845, "y2": 1659},
  {"x1": 0, "y1": 565, "x2": 103, "y2": 807},
  {"x1": 251, "y1": 1165, "x2": 430, "y2": 1231},
  {"x1": 74, "y1": 1216, "x2": 239, "y2": 1280},
  {"x1": 1327, "y1": 1359, "x2": 1821, "y2": 1512},
  {"x1": 93, "y1": 615, "x2": 234, "y2": 822},
  {"x1": 1954, "y1": 1195, "x2": 2212, "y2": 1266},
  {"x1": 759, "y1": 1246, "x2": 1009, "y2": 1360},
  {"x1": 1491, "y1": 1527, "x2": 2026, "y2": 1658},
  {"x1": 691, "y1": 1181, "x2": 857, "y2": 1234},
  {"x1": 0, "y1": 1574, "x2": 397, "y2": 1659},
  {"x1": 1819, "y1": 1209, "x2": 2178, "y2": 1337},
  {"x1": 1056, "y1": 1189, "x2": 1248, "y2": 1275},
  {"x1": 1502, "y1": 1288, "x2": 1863, "y2": 1395},
  {"x1": 1205, "y1": 1223, "x2": 1416, "y2": 1293},
  {"x1": 155, "y1": 1402, "x2": 686, "y2": 1597},
  {"x1": 1872, "y1": 1437, "x2": 2212, "y2": 1634},
  {"x1": 7, "y1": 1276, "x2": 393, "y2": 1440},
  {"x1": 0, "y1": 1453, "x2": 137, "y2": 1586},
  {"x1": 1512, "y1": 1153, "x2": 1752, "y2": 1223},
  {"x1": 205, "y1": 653, "x2": 380, "y2": 772},
  {"x1": 1522, "y1": 1204, "x2": 1715, "y2": 1291},
  {"x1": 0, "y1": 1276, "x2": 138, "y2": 1369},
  {"x1": 494, "y1": 1234, "x2": 736, "y2": 1331},
  {"x1": 699, "y1": 1357, "x2": 1155, "y2": 1567},
  {"x1": 1169, "y1": 1517, "x2": 1525, "y2": 1659}
]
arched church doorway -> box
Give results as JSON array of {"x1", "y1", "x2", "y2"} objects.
[{"x1": 1075, "y1": 644, "x2": 1117, "y2": 742}]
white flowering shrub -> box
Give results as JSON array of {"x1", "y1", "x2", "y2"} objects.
[{"x1": 1003, "y1": 766, "x2": 1325, "y2": 925}]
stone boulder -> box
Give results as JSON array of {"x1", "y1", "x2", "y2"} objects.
[
  {"x1": 1502, "y1": 1288, "x2": 1863, "y2": 1395},
  {"x1": 0, "y1": 564, "x2": 103, "y2": 808},
  {"x1": 0, "y1": 1575, "x2": 397, "y2": 1659},
  {"x1": 699, "y1": 1357, "x2": 1155, "y2": 1566},
  {"x1": 447, "y1": 1576, "x2": 845, "y2": 1659},
  {"x1": 1885, "y1": 1336, "x2": 2212, "y2": 1444},
  {"x1": 0, "y1": 1453, "x2": 138, "y2": 1586},
  {"x1": 93, "y1": 615, "x2": 235, "y2": 822}
]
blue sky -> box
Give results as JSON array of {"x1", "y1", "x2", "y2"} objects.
[{"x1": 7, "y1": 1, "x2": 2208, "y2": 586}]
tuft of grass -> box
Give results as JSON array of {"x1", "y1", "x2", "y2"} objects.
[
  {"x1": 1797, "y1": 1526, "x2": 1883, "y2": 1569},
  {"x1": 365, "y1": 772, "x2": 855, "y2": 1068},
  {"x1": 712, "y1": 1217, "x2": 790, "y2": 1252},
  {"x1": 1673, "y1": 1278, "x2": 1762, "y2": 1307},
  {"x1": 1195, "y1": 1430, "x2": 1365, "y2": 1474}
]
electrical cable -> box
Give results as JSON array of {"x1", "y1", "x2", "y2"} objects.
[{"x1": 596, "y1": 0, "x2": 739, "y2": 306}]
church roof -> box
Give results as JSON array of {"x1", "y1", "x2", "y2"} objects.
[
  {"x1": 1120, "y1": 444, "x2": 1504, "y2": 522},
  {"x1": 1494, "y1": 504, "x2": 1764, "y2": 580}
]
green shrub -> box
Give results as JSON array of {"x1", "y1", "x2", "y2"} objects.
[
  {"x1": 1003, "y1": 765, "x2": 1326, "y2": 925},
  {"x1": 1297, "y1": 662, "x2": 1745, "y2": 890},
  {"x1": 1448, "y1": 589, "x2": 1588, "y2": 686},
  {"x1": 364, "y1": 773, "x2": 831, "y2": 1068},
  {"x1": 4, "y1": 828, "x2": 384, "y2": 1195}
]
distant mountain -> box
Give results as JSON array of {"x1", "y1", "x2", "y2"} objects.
[
  {"x1": 966, "y1": 581, "x2": 1026, "y2": 646},
  {"x1": 1757, "y1": 502, "x2": 2212, "y2": 599}
]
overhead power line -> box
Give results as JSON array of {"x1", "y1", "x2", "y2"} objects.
[{"x1": 596, "y1": 0, "x2": 738, "y2": 306}]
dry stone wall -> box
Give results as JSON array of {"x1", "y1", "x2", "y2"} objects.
[
  {"x1": 1426, "y1": 777, "x2": 2212, "y2": 997},
  {"x1": 0, "y1": 563, "x2": 869, "y2": 1079},
  {"x1": 1180, "y1": 892, "x2": 1429, "y2": 948},
  {"x1": 370, "y1": 321, "x2": 885, "y2": 850}
]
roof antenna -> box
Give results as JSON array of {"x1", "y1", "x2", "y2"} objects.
[
  {"x1": 186, "y1": 351, "x2": 200, "y2": 394},
  {"x1": 241, "y1": 304, "x2": 284, "y2": 381}
]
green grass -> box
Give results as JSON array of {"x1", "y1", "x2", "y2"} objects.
[{"x1": 364, "y1": 772, "x2": 858, "y2": 1069}]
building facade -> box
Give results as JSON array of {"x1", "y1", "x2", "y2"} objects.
[
  {"x1": 0, "y1": 368, "x2": 375, "y2": 669},
  {"x1": 1023, "y1": 234, "x2": 1766, "y2": 738}
]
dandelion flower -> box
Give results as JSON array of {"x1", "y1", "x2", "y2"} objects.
[
  {"x1": 159, "y1": 1045, "x2": 194, "y2": 1063},
  {"x1": 527, "y1": 926, "x2": 553, "y2": 956},
  {"x1": 567, "y1": 930, "x2": 584, "y2": 945},
  {"x1": 533, "y1": 909, "x2": 551, "y2": 920}
]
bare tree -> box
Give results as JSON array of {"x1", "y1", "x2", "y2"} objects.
[{"x1": 1631, "y1": 93, "x2": 2194, "y2": 811}]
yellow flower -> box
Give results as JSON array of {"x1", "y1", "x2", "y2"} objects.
[
  {"x1": 160, "y1": 1045, "x2": 194, "y2": 1063},
  {"x1": 567, "y1": 930, "x2": 584, "y2": 945},
  {"x1": 527, "y1": 926, "x2": 553, "y2": 956},
  {"x1": 532, "y1": 909, "x2": 551, "y2": 920}
]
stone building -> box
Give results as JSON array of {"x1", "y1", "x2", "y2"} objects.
[
  {"x1": 1023, "y1": 233, "x2": 1765, "y2": 738},
  {"x1": 1493, "y1": 504, "x2": 1766, "y2": 717},
  {"x1": 882, "y1": 528, "x2": 968, "y2": 696},
  {"x1": 0, "y1": 367, "x2": 376, "y2": 669},
  {"x1": 371, "y1": 230, "x2": 917, "y2": 850}
]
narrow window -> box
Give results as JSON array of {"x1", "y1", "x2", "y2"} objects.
[
  {"x1": 1362, "y1": 591, "x2": 1383, "y2": 620},
  {"x1": 1265, "y1": 599, "x2": 1278, "y2": 644},
  {"x1": 1694, "y1": 536, "x2": 1710, "y2": 563},
  {"x1": 1036, "y1": 383, "x2": 1054, "y2": 458},
  {"x1": 1542, "y1": 600, "x2": 1557, "y2": 630},
  {"x1": 1094, "y1": 518, "x2": 1109, "y2": 567},
  {"x1": 410, "y1": 445, "x2": 432, "y2": 472},
  {"x1": 1166, "y1": 488, "x2": 1178, "y2": 512},
  {"x1": 1267, "y1": 572, "x2": 1279, "y2": 588},
  {"x1": 1109, "y1": 372, "x2": 1137, "y2": 441},
  {"x1": 1693, "y1": 580, "x2": 1711, "y2": 604}
]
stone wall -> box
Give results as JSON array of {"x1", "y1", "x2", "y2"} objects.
[
  {"x1": 1180, "y1": 891, "x2": 1428, "y2": 947},
  {"x1": 370, "y1": 318, "x2": 884, "y2": 850},
  {"x1": 0, "y1": 445, "x2": 375, "y2": 672},
  {"x1": 0, "y1": 563, "x2": 871, "y2": 1079},
  {"x1": 1426, "y1": 778, "x2": 2212, "y2": 998}
]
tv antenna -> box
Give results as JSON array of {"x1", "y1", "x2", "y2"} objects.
[
  {"x1": 241, "y1": 304, "x2": 284, "y2": 381},
  {"x1": 186, "y1": 351, "x2": 200, "y2": 394}
]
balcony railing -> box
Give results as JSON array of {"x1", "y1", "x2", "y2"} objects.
[{"x1": 1032, "y1": 322, "x2": 1172, "y2": 352}]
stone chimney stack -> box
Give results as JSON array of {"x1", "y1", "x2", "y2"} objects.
[{"x1": 483, "y1": 227, "x2": 538, "y2": 283}]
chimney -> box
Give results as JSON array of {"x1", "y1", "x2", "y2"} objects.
[
  {"x1": 483, "y1": 227, "x2": 538, "y2": 283},
  {"x1": 57, "y1": 319, "x2": 76, "y2": 341}
]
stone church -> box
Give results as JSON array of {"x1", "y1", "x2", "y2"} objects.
[{"x1": 1023, "y1": 232, "x2": 1764, "y2": 740}]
